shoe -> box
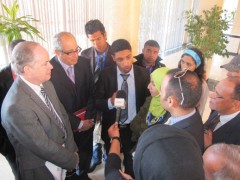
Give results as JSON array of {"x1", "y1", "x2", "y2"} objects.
[{"x1": 88, "y1": 160, "x2": 101, "y2": 173}]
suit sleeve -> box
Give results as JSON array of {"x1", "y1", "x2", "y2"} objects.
[
  {"x1": 85, "y1": 61, "x2": 96, "y2": 119},
  {"x1": 95, "y1": 71, "x2": 112, "y2": 112}
]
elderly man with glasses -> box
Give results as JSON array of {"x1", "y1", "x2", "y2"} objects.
[
  {"x1": 204, "y1": 77, "x2": 240, "y2": 149},
  {"x1": 160, "y1": 68, "x2": 204, "y2": 152},
  {"x1": 50, "y1": 32, "x2": 95, "y2": 179}
]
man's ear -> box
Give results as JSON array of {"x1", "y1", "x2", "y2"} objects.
[
  {"x1": 103, "y1": 32, "x2": 107, "y2": 40},
  {"x1": 167, "y1": 96, "x2": 173, "y2": 106},
  {"x1": 111, "y1": 55, "x2": 116, "y2": 62},
  {"x1": 23, "y1": 65, "x2": 31, "y2": 74},
  {"x1": 168, "y1": 96, "x2": 178, "y2": 107}
]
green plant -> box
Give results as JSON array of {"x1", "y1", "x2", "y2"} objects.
[
  {"x1": 0, "y1": 0, "x2": 44, "y2": 44},
  {"x1": 184, "y1": 5, "x2": 231, "y2": 59}
]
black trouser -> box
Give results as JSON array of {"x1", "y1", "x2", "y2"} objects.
[
  {"x1": 103, "y1": 124, "x2": 136, "y2": 177},
  {"x1": 119, "y1": 125, "x2": 136, "y2": 178}
]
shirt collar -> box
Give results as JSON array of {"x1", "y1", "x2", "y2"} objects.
[
  {"x1": 57, "y1": 57, "x2": 74, "y2": 71},
  {"x1": 219, "y1": 111, "x2": 240, "y2": 125},
  {"x1": 117, "y1": 65, "x2": 134, "y2": 77},
  {"x1": 20, "y1": 76, "x2": 42, "y2": 94},
  {"x1": 170, "y1": 109, "x2": 196, "y2": 125},
  {"x1": 94, "y1": 45, "x2": 109, "y2": 57}
]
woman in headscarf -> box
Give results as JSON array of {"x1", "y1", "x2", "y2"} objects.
[{"x1": 130, "y1": 67, "x2": 169, "y2": 142}]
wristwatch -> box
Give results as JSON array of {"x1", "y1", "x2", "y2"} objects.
[{"x1": 110, "y1": 136, "x2": 121, "y2": 143}]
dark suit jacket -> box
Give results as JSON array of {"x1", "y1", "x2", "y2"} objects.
[
  {"x1": 205, "y1": 111, "x2": 240, "y2": 145},
  {"x1": 1, "y1": 78, "x2": 78, "y2": 178},
  {"x1": 0, "y1": 64, "x2": 15, "y2": 156},
  {"x1": 95, "y1": 65, "x2": 150, "y2": 143},
  {"x1": 50, "y1": 56, "x2": 95, "y2": 171},
  {"x1": 173, "y1": 110, "x2": 204, "y2": 153},
  {"x1": 81, "y1": 44, "x2": 115, "y2": 75}
]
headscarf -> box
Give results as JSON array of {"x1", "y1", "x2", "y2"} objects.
[{"x1": 148, "y1": 67, "x2": 169, "y2": 118}]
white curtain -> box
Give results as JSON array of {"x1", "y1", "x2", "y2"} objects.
[
  {"x1": 138, "y1": 0, "x2": 191, "y2": 57},
  {"x1": 0, "y1": 0, "x2": 104, "y2": 67}
]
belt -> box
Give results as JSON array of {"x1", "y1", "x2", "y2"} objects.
[{"x1": 119, "y1": 123, "x2": 130, "y2": 129}]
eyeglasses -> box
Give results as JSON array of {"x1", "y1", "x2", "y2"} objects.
[
  {"x1": 173, "y1": 69, "x2": 188, "y2": 105},
  {"x1": 60, "y1": 46, "x2": 81, "y2": 56},
  {"x1": 213, "y1": 90, "x2": 238, "y2": 101}
]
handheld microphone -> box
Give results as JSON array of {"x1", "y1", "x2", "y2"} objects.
[{"x1": 114, "y1": 90, "x2": 126, "y2": 123}]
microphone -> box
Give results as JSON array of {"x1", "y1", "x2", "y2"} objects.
[{"x1": 114, "y1": 90, "x2": 126, "y2": 123}]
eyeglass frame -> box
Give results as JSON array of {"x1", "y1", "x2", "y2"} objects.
[
  {"x1": 212, "y1": 89, "x2": 239, "y2": 101},
  {"x1": 60, "y1": 46, "x2": 82, "y2": 56},
  {"x1": 173, "y1": 68, "x2": 188, "y2": 105}
]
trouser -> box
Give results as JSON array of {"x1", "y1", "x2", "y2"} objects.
[{"x1": 119, "y1": 125, "x2": 136, "y2": 178}]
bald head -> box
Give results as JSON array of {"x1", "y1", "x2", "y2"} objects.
[
  {"x1": 11, "y1": 41, "x2": 42, "y2": 75},
  {"x1": 203, "y1": 143, "x2": 240, "y2": 180}
]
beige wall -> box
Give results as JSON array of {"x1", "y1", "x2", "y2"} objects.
[
  {"x1": 198, "y1": 0, "x2": 223, "y2": 13},
  {"x1": 231, "y1": 1, "x2": 240, "y2": 34},
  {"x1": 104, "y1": 0, "x2": 141, "y2": 55}
]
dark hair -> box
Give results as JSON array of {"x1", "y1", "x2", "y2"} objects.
[
  {"x1": 111, "y1": 39, "x2": 132, "y2": 55},
  {"x1": 165, "y1": 68, "x2": 202, "y2": 109},
  {"x1": 178, "y1": 47, "x2": 205, "y2": 82},
  {"x1": 230, "y1": 77, "x2": 240, "y2": 100},
  {"x1": 144, "y1": 40, "x2": 160, "y2": 48},
  {"x1": 85, "y1": 19, "x2": 105, "y2": 36}
]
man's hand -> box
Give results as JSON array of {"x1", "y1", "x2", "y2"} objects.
[
  {"x1": 78, "y1": 119, "x2": 94, "y2": 132},
  {"x1": 119, "y1": 169, "x2": 133, "y2": 180},
  {"x1": 204, "y1": 130, "x2": 213, "y2": 149},
  {"x1": 110, "y1": 91, "x2": 117, "y2": 106},
  {"x1": 108, "y1": 122, "x2": 120, "y2": 138}
]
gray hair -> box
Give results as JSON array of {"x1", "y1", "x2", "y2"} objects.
[
  {"x1": 11, "y1": 41, "x2": 39, "y2": 75},
  {"x1": 210, "y1": 144, "x2": 240, "y2": 180},
  {"x1": 8, "y1": 39, "x2": 26, "y2": 57},
  {"x1": 53, "y1": 32, "x2": 75, "y2": 50}
]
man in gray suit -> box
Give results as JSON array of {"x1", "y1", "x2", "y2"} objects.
[{"x1": 1, "y1": 41, "x2": 79, "y2": 180}]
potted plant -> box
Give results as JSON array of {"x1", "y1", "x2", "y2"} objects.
[
  {"x1": 184, "y1": 5, "x2": 231, "y2": 59},
  {"x1": 0, "y1": 0, "x2": 44, "y2": 45}
]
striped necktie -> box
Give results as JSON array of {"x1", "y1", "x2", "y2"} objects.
[
  {"x1": 94, "y1": 56, "x2": 103, "y2": 83},
  {"x1": 204, "y1": 115, "x2": 220, "y2": 131},
  {"x1": 40, "y1": 87, "x2": 67, "y2": 138},
  {"x1": 120, "y1": 74, "x2": 130, "y2": 124}
]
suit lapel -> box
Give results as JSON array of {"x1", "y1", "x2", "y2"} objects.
[
  {"x1": 52, "y1": 57, "x2": 77, "y2": 97},
  {"x1": 18, "y1": 78, "x2": 65, "y2": 132}
]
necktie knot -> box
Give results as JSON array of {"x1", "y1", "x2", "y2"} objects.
[
  {"x1": 204, "y1": 115, "x2": 220, "y2": 131},
  {"x1": 40, "y1": 86, "x2": 45, "y2": 94},
  {"x1": 121, "y1": 74, "x2": 129, "y2": 81}
]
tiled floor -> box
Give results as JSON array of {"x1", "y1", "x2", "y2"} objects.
[{"x1": 0, "y1": 51, "x2": 231, "y2": 180}]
